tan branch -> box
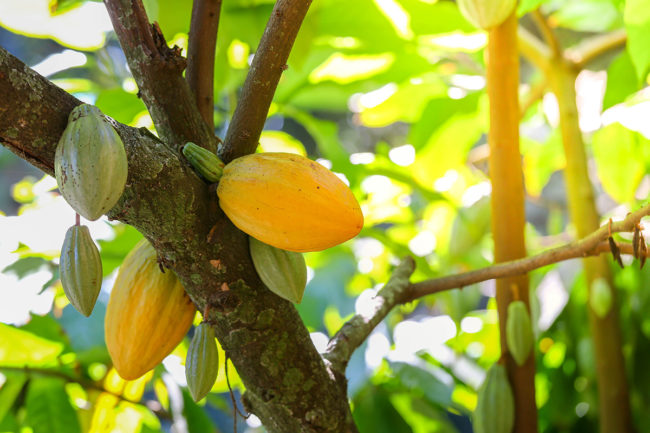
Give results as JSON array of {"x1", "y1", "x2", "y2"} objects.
[
  {"x1": 187, "y1": 0, "x2": 222, "y2": 132},
  {"x1": 518, "y1": 26, "x2": 552, "y2": 72},
  {"x1": 566, "y1": 29, "x2": 627, "y2": 69}
]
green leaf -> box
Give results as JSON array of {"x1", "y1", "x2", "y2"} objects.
[
  {"x1": 390, "y1": 363, "x2": 454, "y2": 409},
  {"x1": 95, "y1": 89, "x2": 148, "y2": 126},
  {"x1": 0, "y1": 372, "x2": 27, "y2": 423},
  {"x1": 0, "y1": 323, "x2": 64, "y2": 367},
  {"x1": 518, "y1": 0, "x2": 548, "y2": 16},
  {"x1": 603, "y1": 51, "x2": 641, "y2": 110},
  {"x1": 181, "y1": 390, "x2": 218, "y2": 433},
  {"x1": 551, "y1": 0, "x2": 622, "y2": 32},
  {"x1": 353, "y1": 385, "x2": 413, "y2": 433},
  {"x1": 591, "y1": 122, "x2": 647, "y2": 203},
  {"x1": 98, "y1": 224, "x2": 143, "y2": 276},
  {"x1": 2, "y1": 256, "x2": 49, "y2": 279},
  {"x1": 624, "y1": 0, "x2": 650, "y2": 80},
  {"x1": 26, "y1": 377, "x2": 81, "y2": 433}
]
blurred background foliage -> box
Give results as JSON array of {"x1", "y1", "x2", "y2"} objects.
[{"x1": 1, "y1": 0, "x2": 650, "y2": 432}]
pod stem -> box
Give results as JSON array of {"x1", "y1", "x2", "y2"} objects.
[{"x1": 75, "y1": 213, "x2": 80, "y2": 226}]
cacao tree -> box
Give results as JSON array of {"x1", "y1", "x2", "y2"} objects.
[{"x1": 1, "y1": 0, "x2": 650, "y2": 432}]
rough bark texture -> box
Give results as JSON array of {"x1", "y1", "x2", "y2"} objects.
[
  {"x1": 0, "y1": 45, "x2": 358, "y2": 433},
  {"x1": 486, "y1": 13, "x2": 539, "y2": 432}
]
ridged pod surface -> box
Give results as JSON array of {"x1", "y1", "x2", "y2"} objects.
[
  {"x1": 249, "y1": 237, "x2": 307, "y2": 303},
  {"x1": 505, "y1": 301, "x2": 534, "y2": 367},
  {"x1": 105, "y1": 239, "x2": 195, "y2": 380},
  {"x1": 59, "y1": 225, "x2": 103, "y2": 317},
  {"x1": 182, "y1": 142, "x2": 224, "y2": 183},
  {"x1": 186, "y1": 323, "x2": 219, "y2": 402},
  {"x1": 474, "y1": 364, "x2": 514, "y2": 433},
  {"x1": 54, "y1": 104, "x2": 128, "y2": 221},
  {"x1": 217, "y1": 152, "x2": 364, "y2": 252},
  {"x1": 457, "y1": 0, "x2": 516, "y2": 30}
]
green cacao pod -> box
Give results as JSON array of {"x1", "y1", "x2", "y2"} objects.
[
  {"x1": 217, "y1": 152, "x2": 363, "y2": 252},
  {"x1": 474, "y1": 364, "x2": 514, "y2": 433},
  {"x1": 185, "y1": 323, "x2": 219, "y2": 402},
  {"x1": 105, "y1": 239, "x2": 196, "y2": 380},
  {"x1": 182, "y1": 142, "x2": 224, "y2": 183},
  {"x1": 55, "y1": 104, "x2": 128, "y2": 221},
  {"x1": 249, "y1": 237, "x2": 307, "y2": 303},
  {"x1": 457, "y1": 0, "x2": 516, "y2": 30},
  {"x1": 59, "y1": 225, "x2": 103, "y2": 317},
  {"x1": 590, "y1": 278, "x2": 612, "y2": 318},
  {"x1": 506, "y1": 300, "x2": 534, "y2": 367}
]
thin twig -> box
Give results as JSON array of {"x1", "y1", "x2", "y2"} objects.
[
  {"x1": 187, "y1": 0, "x2": 222, "y2": 131},
  {"x1": 323, "y1": 257, "x2": 415, "y2": 374},
  {"x1": 220, "y1": 0, "x2": 313, "y2": 162},
  {"x1": 326, "y1": 204, "x2": 650, "y2": 369},
  {"x1": 531, "y1": 10, "x2": 562, "y2": 57},
  {"x1": 566, "y1": 29, "x2": 627, "y2": 69},
  {"x1": 518, "y1": 26, "x2": 552, "y2": 72}
]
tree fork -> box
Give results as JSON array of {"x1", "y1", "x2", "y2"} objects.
[
  {"x1": 549, "y1": 60, "x2": 634, "y2": 433},
  {"x1": 486, "y1": 12, "x2": 538, "y2": 432}
]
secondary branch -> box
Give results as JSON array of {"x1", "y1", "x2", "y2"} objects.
[
  {"x1": 187, "y1": 0, "x2": 222, "y2": 132},
  {"x1": 327, "y1": 204, "x2": 650, "y2": 371},
  {"x1": 104, "y1": 0, "x2": 217, "y2": 151},
  {"x1": 220, "y1": 0, "x2": 312, "y2": 162}
]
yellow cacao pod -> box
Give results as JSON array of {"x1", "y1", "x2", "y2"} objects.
[
  {"x1": 216, "y1": 152, "x2": 363, "y2": 252},
  {"x1": 505, "y1": 300, "x2": 534, "y2": 367},
  {"x1": 105, "y1": 239, "x2": 195, "y2": 380},
  {"x1": 457, "y1": 0, "x2": 517, "y2": 30},
  {"x1": 474, "y1": 363, "x2": 514, "y2": 433}
]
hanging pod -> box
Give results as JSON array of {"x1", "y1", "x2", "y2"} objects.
[
  {"x1": 186, "y1": 323, "x2": 219, "y2": 402},
  {"x1": 105, "y1": 239, "x2": 196, "y2": 380},
  {"x1": 59, "y1": 225, "x2": 103, "y2": 317},
  {"x1": 249, "y1": 237, "x2": 307, "y2": 303}
]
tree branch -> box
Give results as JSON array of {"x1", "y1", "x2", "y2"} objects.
[
  {"x1": 326, "y1": 204, "x2": 650, "y2": 369},
  {"x1": 531, "y1": 10, "x2": 562, "y2": 57},
  {"x1": 518, "y1": 26, "x2": 552, "y2": 72},
  {"x1": 104, "y1": 0, "x2": 217, "y2": 151},
  {"x1": 220, "y1": 0, "x2": 312, "y2": 162},
  {"x1": 187, "y1": 0, "x2": 222, "y2": 132},
  {"x1": 0, "y1": 46, "x2": 355, "y2": 433},
  {"x1": 565, "y1": 29, "x2": 627, "y2": 69},
  {"x1": 323, "y1": 257, "x2": 415, "y2": 375}
]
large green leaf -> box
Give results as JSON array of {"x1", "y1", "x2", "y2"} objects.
[
  {"x1": 353, "y1": 384, "x2": 413, "y2": 433},
  {"x1": 390, "y1": 362, "x2": 454, "y2": 409},
  {"x1": 26, "y1": 377, "x2": 81, "y2": 433},
  {"x1": 602, "y1": 52, "x2": 641, "y2": 110},
  {"x1": 624, "y1": 0, "x2": 650, "y2": 80},
  {"x1": 0, "y1": 371, "x2": 27, "y2": 424},
  {"x1": 591, "y1": 122, "x2": 647, "y2": 203},
  {"x1": 0, "y1": 323, "x2": 64, "y2": 367}
]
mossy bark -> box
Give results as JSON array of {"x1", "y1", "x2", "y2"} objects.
[{"x1": 0, "y1": 46, "x2": 358, "y2": 433}]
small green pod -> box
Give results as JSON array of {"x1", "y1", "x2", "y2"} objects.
[
  {"x1": 60, "y1": 225, "x2": 103, "y2": 317},
  {"x1": 590, "y1": 278, "x2": 612, "y2": 318},
  {"x1": 186, "y1": 323, "x2": 219, "y2": 402},
  {"x1": 506, "y1": 301, "x2": 534, "y2": 367},
  {"x1": 474, "y1": 364, "x2": 514, "y2": 433},
  {"x1": 182, "y1": 142, "x2": 224, "y2": 183},
  {"x1": 55, "y1": 104, "x2": 128, "y2": 221},
  {"x1": 249, "y1": 237, "x2": 307, "y2": 303}
]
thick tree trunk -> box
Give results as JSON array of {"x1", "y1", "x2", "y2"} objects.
[{"x1": 0, "y1": 47, "x2": 358, "y2": 433}]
